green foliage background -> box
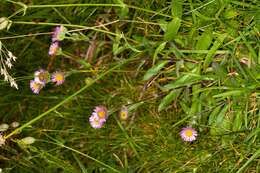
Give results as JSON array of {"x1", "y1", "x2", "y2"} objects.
[{"x1": 0, "y1": 0, "x2": 259, "y2": 172}]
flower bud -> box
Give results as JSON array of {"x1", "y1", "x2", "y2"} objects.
[{"x1": 19, "y1": 137, "x2": 36, "y2": 145}]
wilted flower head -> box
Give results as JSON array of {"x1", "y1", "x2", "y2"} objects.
[
  {"x1": 180, "y1": 127, "x2": 198, "y2": 142},
  {"x1": 0, "y1": 123, "x2": 9, "y2": 132},
  {"x1": 52, "y1": 25, "x2": 67, "y2": 42},
  {"x1": 10, "y1": 121, "x2": 19, "y2": 128},
  {"x1": 0, "y1": 41, "x2": 18, "y2": 89},
  {"x1": 89, "y1": 113, "x2": 106, "y2": 129},
  {"x1": 119, "y1": 106, "x2": 128, "y2": 120},
  {"x1": 19, "y1": 136, "x2": 36, "y2": 145},
  {"x1": 30, "y1": 80, "x2": 43, "y2": 94},
  {"x1": 51, "y1": 71, "x2": 65, "y2": 86},
  {"x1": 0, "y1": 134, "x2": 6, "y2": 146},
  {"x1": 94, "y1": 106, "x2": 108, "y2": 120},
  {"x1": 34, "y1": 69, "x2": 49, "y2": 85},
  {"x1": 48, "y1": 41, "x2": 60, "y2": 56}
]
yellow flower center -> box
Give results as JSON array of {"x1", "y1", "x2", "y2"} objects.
[
  {"x1": 98, "y1": 111, "x2": 105, "y2": 119},
  {"x1": 185, "y1": 130, "x2": 193, "y2": 137},
  {"x1": 94, "y1": 118, "x2": 99, "y2": 125},
  {"x1": 55, "y1": 74, "x2": 64, "y2": 81},
  {"x1": 50, "y1": 45, "x2": 58, "y2": 54},
  {"x1": 120, "y1": 111, "x2": 127, "y2": 120},
  {"x1": 33, "y1": 83, "x2": 41, "y2": 90},
  {"x1": 38, "y1": 73, "x2": 45, "y2": 81}
]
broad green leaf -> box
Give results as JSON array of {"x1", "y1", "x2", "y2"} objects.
[
  {"x1": 143, "y1": 60, "x2": 168, "y2": 81},
  {"x1": 158, "y1": 88, "x2": 182, "y2": 111},
  {"x1": 164, "y1": 17, "x2": 181, "y2": 41},
  {"x1": 171, "y1": 0, "x2": 183, "y2": 19},
  {"x1": 195, "y1": 31, "x2": 213, "y2": 50},
  {"x1": 203, "y1": 33, "x2": 227, "y2": 70}
]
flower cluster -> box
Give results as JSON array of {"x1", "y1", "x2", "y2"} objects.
[
  {"x1": 49, "y1": 25, "x2": 67, "y2": 56},
  {"x1": 88, "y1": 106, "x2": 199, "y2": 143},
  {"x1": 180, "y1": 127, "x2": 198, "y2": 142},
  {"x1": 30, "y1": 69, "x2": 65, "y2": 94},
  {"x1": 89, "y1": 106, "x2": 130, "y2": 129},
  {"x1": 0, "y1": 41, "x2": 18, "y2": 89},
  {"x1": 89, "y1": 106, "x2": 108, "y2": 129}
]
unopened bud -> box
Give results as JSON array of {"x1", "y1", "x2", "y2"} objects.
[
  {"x1": 10, "y1": 122, "x2": 20, "y2": 128},
  {"x1": 19, "y1": 137, "x2": 36, "y2": 145},
  {"x1": 0, "y1": 124, "x2": 9, "y2": 132}
]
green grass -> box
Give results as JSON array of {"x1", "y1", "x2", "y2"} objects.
[{"x1": 0, "y1": 0, "x2": 260, "y2": 172}]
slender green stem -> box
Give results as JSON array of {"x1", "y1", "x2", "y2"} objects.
[
  {"x1": 12, "y1": 21, "x2": 119, "y2": 37},
  {"x1": 0, "y1": 20, "x2": 119, "y2": 40},
  {"x1": 0, "y1": 32, "x2": 52, "y2": 40},
  {"x1": 41, "y1": 138, "x2": 121, "y2": 173},
  {"x1": 178, "y1": 50, "x2": 230, "y2": 54},
  {"x1": 61, "y1": 144, "x2": 122, "y2": 173},
  {"x1": 25, "y1": 3, "x2": 173, "y2": 18},
  {"x1": 28, "y1": 3, "x2": 123, "y2": 8},
  {"x1": 4, "y1": 57, "x2": 136, "y2": 139}
]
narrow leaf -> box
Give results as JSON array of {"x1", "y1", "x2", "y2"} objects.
[
  {"x1": 163, "y1": 73, "x2": 214, "y2": 90},
  {"x1": 203, "y1": 34, "x2": 227, "y2": 70},
  {"x1": 208, "y1": 105, "x2": 222, "y2": 125},
  {"x1": 213, "y1": 90, "x2": 246, "y2": 98},
  {"x1": 153, "y1": 42, "x2": 167, "y2": 65},
  {"x1": 143, "y1": 60, "x2": 168, "y2": 81},
  {"x1": 236, "y1": 149, "x2": 260, "y2": 173},
  {"x1": 171, "y1": 0, "x2": 183, "y2": 19},
  {"x1": 158, "y1": 88, "x2": 182, "y2": 111},
  {"x1": 233, "y1": 110, "x2": 243, "y2": 131}
]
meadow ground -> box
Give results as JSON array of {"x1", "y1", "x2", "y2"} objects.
[{"x1": 0, "y1": 0, "x2": 259, "y2": 172}]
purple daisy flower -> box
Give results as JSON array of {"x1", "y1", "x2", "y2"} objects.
[
  {"x1": 48, "y1": 41, "x2": 60, "y2": 56},
  {"x1": 51, "y1": 71, "x2": 65, "y2": 86},
  {"x1": 30, "y1": 80, "x2": 43, "y2": 94},
  {"x1": 52, "y1": 25, "x2": 67, "y2": 42},
  {"x1": 94, "y1": 106, "x2": 108, "y2": 121},
  {"x1": 89, "y1": 113, "x2": 106, "y2": 129},
  {"x1": 180, "y1": 127, "x2": 198, "y2": 142},
  {"x1": 34, "y1": 69, "x2": 49, "y2": 86}
]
